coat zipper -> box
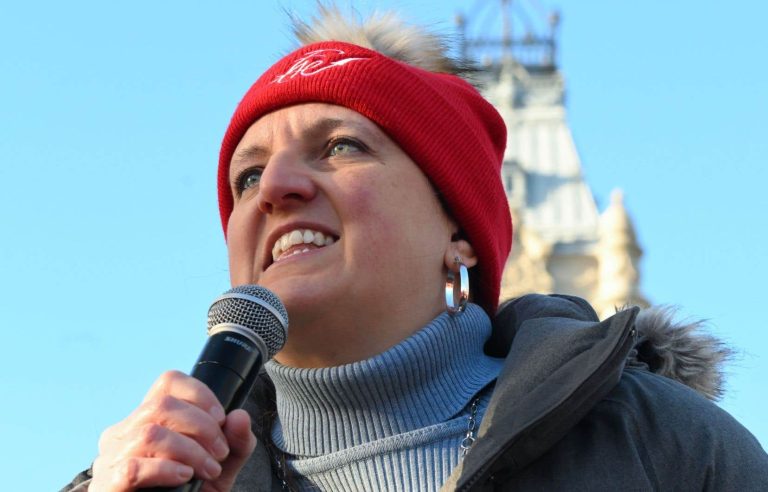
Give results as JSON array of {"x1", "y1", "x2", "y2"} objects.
[{"x1": 458, "y1": 310, "x2": 638, "y2": 491}]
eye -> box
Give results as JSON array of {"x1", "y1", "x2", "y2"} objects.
[
  {"x1": 327, "y1": 137, "x2": 365, "y2": 157},
  {"x1": 235, "y1": 168, "x2": 263, "y2": 195}
]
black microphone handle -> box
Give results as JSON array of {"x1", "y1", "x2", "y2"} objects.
[{"x1": 142, "y1": 328, "x2": 265, "y2": 492}]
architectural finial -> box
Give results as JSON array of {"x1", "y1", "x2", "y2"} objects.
[
  {"x1": 611, "y1": 188, "x2": 624, "y2": 204},
  {"x1": 601, "y1": 188, "x2": 637, "y2": 245},
  {"x1": 595, "y1": 188, "x2": 649, "y2": 318}
]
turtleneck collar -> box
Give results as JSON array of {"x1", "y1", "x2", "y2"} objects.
[{"x1": 265, "y1": 303, "x2": 503, "y2": 457}]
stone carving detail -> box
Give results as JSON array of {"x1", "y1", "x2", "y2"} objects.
[{"x1": 500, "y1": 209, "x2": 554, "y2": 300}]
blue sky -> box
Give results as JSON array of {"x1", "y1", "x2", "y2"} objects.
[{"x1": 1, "y1": 1, "x2": 765, "y2": 488}]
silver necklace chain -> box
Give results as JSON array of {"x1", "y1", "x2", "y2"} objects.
[{"x1": 460, "y1": 397, "x2": 480, "y2": 458}]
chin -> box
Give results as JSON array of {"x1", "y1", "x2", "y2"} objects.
[{"x1": 265, "y1": 281, "x2": 335, "y2": 318}]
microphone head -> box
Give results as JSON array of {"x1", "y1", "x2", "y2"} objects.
[{"x1": 207, "y1": 285, "x2": 288, "y2": 358}]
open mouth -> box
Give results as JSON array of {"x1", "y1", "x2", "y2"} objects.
[{"x1": 269, "y1": 228, "x2": 338, "y2": 266}]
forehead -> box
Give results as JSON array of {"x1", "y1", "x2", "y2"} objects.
[{"x1": 235, "y1": 103, "x2": 386, "y2": 148}]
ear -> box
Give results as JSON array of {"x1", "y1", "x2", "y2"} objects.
[{"x1": 444, "y1": 238, "x2": 478, "y2": 270}]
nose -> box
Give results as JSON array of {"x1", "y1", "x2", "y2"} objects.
[{"x1": 256, "y1": 152, "x2": 317, "y2": 214}]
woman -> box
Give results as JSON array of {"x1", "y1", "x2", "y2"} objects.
[{"x1": 65, "y1": 6, "x2": 768, "y2": 491}]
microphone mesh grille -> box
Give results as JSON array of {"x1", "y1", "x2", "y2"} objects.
[{"x1": 207, "y1": 285, "x2": 288, "y2": 358}]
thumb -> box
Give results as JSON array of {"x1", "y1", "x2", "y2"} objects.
[{"x1": 204, "y1": 409, "x2": 257, "y2": 492}]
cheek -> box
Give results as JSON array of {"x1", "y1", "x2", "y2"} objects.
[
  {"x1": 226, "y1": 206, "x2": 260, "y2": 284},
  {"x1": 341, "y1": 174, "x2": 400, "y2": 235},
  {"x1": 341, "y1": 173, "x2": 446, "y2": 257}
]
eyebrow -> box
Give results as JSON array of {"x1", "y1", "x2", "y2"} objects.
[
  {"x1": 231, "y1": 118, "x2": 345, "y2": 166},
  {"x1": 231, "y1": 145, "x2": 270, "y2": 166}
]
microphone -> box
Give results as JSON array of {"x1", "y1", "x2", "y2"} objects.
[{"x1": 144, "y1": 284, "x2": 288, "y2": 492}]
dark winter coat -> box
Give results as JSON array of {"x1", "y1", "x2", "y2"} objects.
[{"x1": 63, "y1": 294, "x2": 768, "y2": 491}]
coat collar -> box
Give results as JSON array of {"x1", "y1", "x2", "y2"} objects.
[{"x1": 445, "y1": 294, "x2": 639, "y2": 490}]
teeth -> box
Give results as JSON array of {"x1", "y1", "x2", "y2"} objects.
[
  {"x1": 289, "y1": 230, "x2": 303, "y2": 246},
  {"x1": 271, "y1": 228, "x2": 336, "y2": 262}
]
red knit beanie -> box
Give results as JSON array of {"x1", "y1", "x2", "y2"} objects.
[{"x1": 218, "y1": 41, "x2": 512, "y2": 314}]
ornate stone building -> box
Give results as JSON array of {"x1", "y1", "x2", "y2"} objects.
[{"x1": 457, "y1": 2, "x2": 648, "y2": 318}]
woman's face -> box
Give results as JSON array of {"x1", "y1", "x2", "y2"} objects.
[{"x1": 227, "y1": 103, "x2": 464, "y2": 366}]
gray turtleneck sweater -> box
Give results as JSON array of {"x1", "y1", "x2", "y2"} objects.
[{"x1": 264, "y1": 304, "x2": 503, "y2": 491}]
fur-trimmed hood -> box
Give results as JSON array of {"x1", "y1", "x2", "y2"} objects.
[
  {"x1": 630, "y1": 306, "x2": 733, "y2": 401},
  {"x1": 488, "y1": 295, "x2": 733, "y2": 402}
]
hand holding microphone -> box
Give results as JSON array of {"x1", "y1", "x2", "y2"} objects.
[{"x1": 89, "y1": 286, "x2": 287, "y2": 492}]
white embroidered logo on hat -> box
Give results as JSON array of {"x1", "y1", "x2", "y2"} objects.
[{"x1": 272, "y1": 49, "x2": 367, "y2": 84}]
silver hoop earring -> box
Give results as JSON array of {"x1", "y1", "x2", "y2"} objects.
[{"x1": 445, "y1": 257, "x2": 469, "y2": 315}]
